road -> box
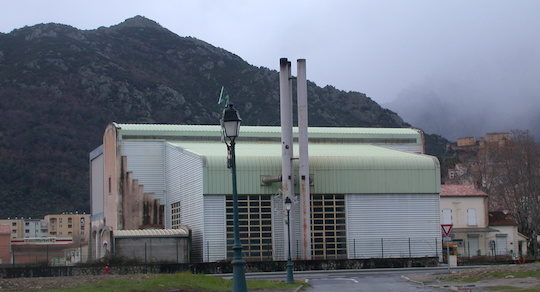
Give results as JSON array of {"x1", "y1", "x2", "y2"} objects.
[
  {"x1": 240, "y1": 267, "x2": 465, "y2": 291},
  {"x1": 301, "y1": 270, "x2": 442, "y2": 292}
]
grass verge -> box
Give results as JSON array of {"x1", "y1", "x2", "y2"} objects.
[
  {"x1": 37, "y1": 272, "x2": 302, "y2": 292},
  {"x1": 454, "y1": 270, "x2": 540, "y2": 283}
]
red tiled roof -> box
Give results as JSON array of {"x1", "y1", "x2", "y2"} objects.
[
  {"x1": 440, "y1": 184, "x2": 488, "y2": 197},
  {"x1": 489, "y1": 211, "x2": 517, "y2": 226}
]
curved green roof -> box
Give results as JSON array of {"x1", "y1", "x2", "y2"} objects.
[
  {"x1": 117, "y1": 124, "x2": 421, "y2": 144},
  {"x1": 167, "y1": 142, "x2": 439, "y2": 195}
]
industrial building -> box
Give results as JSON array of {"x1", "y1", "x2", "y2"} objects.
[{"x1": 90, "y1": 123, "x2": 441, "y2": 262}]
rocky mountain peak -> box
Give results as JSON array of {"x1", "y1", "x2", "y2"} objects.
[{"x1": 109, "y1": 15, "x2": 165, "y2": 31}]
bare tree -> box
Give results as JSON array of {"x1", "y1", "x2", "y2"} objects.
[{"x1": 476, "y1": 130, "x2": 540, "y2": 257}]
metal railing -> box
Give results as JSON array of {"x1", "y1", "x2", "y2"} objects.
[{"x1": 204, "y1": 237, "x2": 442, "y2": 262}]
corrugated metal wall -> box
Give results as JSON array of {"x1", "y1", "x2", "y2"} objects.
[
  {"x1": 165, "y1": 143, "x2": 205, "y2": 262},
  {"x1": 292, "y1": 196, "x2": 301, "y2": 259},
  {"x1": 271, "y1": 194, "x2": 302, "y2": 261},
  {"x1": 203, "y1": 154, "x2": 440, "y2": 195},
  {"x1": 271, "y1": 194, "x2": 285, "y2": 260},
  {"x1": 346, "y1": 194, "x2": 441, "y2": 259},
  {"x1": 203, "y1": 195, "x2": 226, "y2": 262},
  {"x1": 122, "y1": 141, "x2": 166, "y2": 202},
  {"x1": 91, "y1": 154, "x2": 104, "y2": 216}
]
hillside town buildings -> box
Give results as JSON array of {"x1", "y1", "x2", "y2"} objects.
[{"x1": 445, "y1": 132, "x2": 511, "y2": 185}]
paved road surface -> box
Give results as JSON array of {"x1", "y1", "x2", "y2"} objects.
[
  {"x1": 302, "y1": 271, "x2": 442, "y2": 292},
  {"x1": 239, "y1": 268, "x2": 460, "y2": 291}
]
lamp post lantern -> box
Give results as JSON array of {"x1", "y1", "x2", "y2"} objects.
[
  {"x1": 221, "y1": 104, "x2": 247, "y2": 292},
  {"x1": 284, "y1": 196, "x2": 294, "y2": 284}
]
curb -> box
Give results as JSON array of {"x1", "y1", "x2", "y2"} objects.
[{"x1": 292, "y1": 283, "x2": 306, "y2": 292}]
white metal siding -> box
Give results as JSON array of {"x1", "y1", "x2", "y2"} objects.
[
  {"x1": 271, "y1": 194, "x2": 285, "y2": 260},
  {"x1": 165, "y1": 143, "x2": 205, "y2": 261},
  {"x1": 122, "y1": 141, "x2": 166, "y2": 202},
  {"x1": 271, "y1": 194, "x2": 301, "y2": 261},
  {"x1": 346, "y1": 194, "x2": 441, "y2": 259},
  {"x1": 292, "y1": 196, "x2": 301, "y2": 259},
  {"x1": 91, "y1": 154, "x2": 104, "y2": 216},
  {"x1": 203, "y1": 195, "x2": 226, "y2": 262}
]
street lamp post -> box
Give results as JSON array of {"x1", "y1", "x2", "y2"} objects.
[
  {"x1": 221, "y1": 104, "x2": 247, "y2": 292},
  {"x1": 284, "y1": 196, "x2": 294, "y2": 284}
]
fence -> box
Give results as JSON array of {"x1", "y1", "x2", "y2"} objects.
[
  {"x1": 204, "y1": 237, "x2": 441, "y2": 262},
  {"x1": 347, "y1": 237, "x2": 440, "y2": 259}
]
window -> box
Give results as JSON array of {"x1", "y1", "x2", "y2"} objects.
[
  {"x1": 467, "y1": 209, "x2": 477, "y2": 226},
  {"x1": 11, "y1": 230, "x2": 16, "y2": 234},
  {"x1": 25, "y1": 222, "x2": 29, "y2": 226},
  {"x1": 25, "y1": 229, "x2": 30, "y2": 233},
  {"x1": 310, "y1": 194, "x2": 347, "y2": 259},
  {"x1": 226, "y1": 195, "x2": 273, "y2": 261},
  {"x1": 441, "y1": 209, "x2": 452, "y2": 224},
  {"x1": 68, "y1": 218, "x2": 72, "y2": 224},
  {"x1": 171, "y1": 202, "x2": 181, "y2": 229},
  {"x1": 12, "y1": 222, "x2": 16, "y2": 226},
  {"x1": 495, "y1": 234, "x2": 508, "y2": 255}
]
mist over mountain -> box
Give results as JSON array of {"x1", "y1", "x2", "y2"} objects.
[
  {"x1": 1, "y1": 16, "x2": 441, "y2": 218},
  {"x1": 387, "y1": 49, "x2": 540, "y2": 140}
]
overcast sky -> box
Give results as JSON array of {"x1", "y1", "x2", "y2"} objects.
[{"x1": 2, "y1": 1, "x2": 540, "y2": 139}]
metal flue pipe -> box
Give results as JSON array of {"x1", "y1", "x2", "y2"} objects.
[{"x1": 296, "y1": 59, "x2": 311, "y2": 260}]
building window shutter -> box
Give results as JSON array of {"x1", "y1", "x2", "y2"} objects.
[
  {"x1": 441, "y1": 209, "x2": 452, "y2": 224},
  {"x1": 467, "y1": 208, "x2": 477, "y2": 226}
]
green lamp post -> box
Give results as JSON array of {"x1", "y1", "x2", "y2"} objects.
[
  {"x1": 285, "y1": 196, "x2": 294, "y2": 284},
  {"x1": 221, "y1": 104, "x2": 247, "y2": 292}
]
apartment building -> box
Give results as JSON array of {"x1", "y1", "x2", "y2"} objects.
[
  {"x1": 45, "y1": 213, "x2": 90, "y2": 242},
  {"x1": 22, "y1": 218, "x2": 48, "y2": 238},
  {"x1": 0, "y1": 219, "x2": 24, "y2": 239}
]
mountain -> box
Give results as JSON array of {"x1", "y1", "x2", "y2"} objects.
[{"x1": 0, "y1": 16, "x2": 447, "y2": 217}]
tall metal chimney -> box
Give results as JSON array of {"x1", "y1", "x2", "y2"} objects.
[
  {"x1": 279, "y1": 58, "x2": 294, "y2": 260},
  {"x1": 296, "y1": 59, "x2": 311, "y2": 259}
]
